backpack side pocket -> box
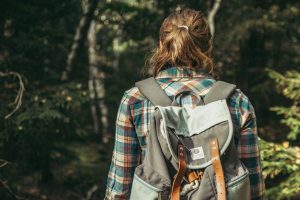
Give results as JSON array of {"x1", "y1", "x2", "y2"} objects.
[
  {"x1": 226, "y1": 164, "x2": 251, "y2": 200},
  {"x1": 130, "y1": 174, "x2": 163, "y2": 200},
  {"x1": 130, "y1": 163, "x2": 171, "y2": 200}
]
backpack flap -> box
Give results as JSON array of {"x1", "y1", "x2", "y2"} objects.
[{"x1": 156, "y1": 98, "x2": 234, "y2": 170}]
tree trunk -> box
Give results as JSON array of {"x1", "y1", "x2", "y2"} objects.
[
  {"x1": 87, "y1": 18, "x2": 109, "y2": 143},
  {"x1": 88, "y1": 20, "x2": 100, "y2": 137},
  {"x1": 112, "y1": 28, "x2": 122, "y2": 71},
  {"x1": 61, "y1": 0, "x2": 99, "y2": 81}
]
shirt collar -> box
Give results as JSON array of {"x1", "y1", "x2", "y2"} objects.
[{"x1": 155, "y1": 66, "x2": 211, "y2": 79}]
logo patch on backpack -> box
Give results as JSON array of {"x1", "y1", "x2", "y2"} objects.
[{"x1": 190, "y1": 146, "x2": 205, "y2": 160}]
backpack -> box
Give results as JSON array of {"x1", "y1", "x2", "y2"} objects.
[{"x1": 129, "y1": 77, "x2": 251, "y2": 200}]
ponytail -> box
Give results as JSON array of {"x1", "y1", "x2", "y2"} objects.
[{"x1": 148, "y1": 8, "x2": 215, "y2": 77}]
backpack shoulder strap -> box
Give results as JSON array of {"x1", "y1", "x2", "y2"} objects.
[
  {"x1": 203, "y1": 81, "x2": 237, "y2": 104},
  {"x1": 135, "y1": 77, "x2": 172, "y2": 107}
]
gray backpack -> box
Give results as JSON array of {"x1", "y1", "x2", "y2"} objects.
[{"x1": 130, "y1": 78, "x2": 251, "y2": 200}]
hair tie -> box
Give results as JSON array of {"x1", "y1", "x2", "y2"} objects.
[{"x1": 177, "y1": 25, "x2": 189, "y2": 31}]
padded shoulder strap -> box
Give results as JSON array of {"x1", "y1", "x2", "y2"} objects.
[
  {"x1": 204, "y1": 81, "x2": 236, "y2": 104},
  {"x1": 135, "y1": 77, "x2": 172, "y2": 107}
]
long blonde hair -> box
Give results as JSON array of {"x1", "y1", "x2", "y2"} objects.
[{"x1": 149, "y1": 8, "x2": 215, "y2": 77}]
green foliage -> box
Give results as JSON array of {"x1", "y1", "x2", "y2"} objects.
[
  {"x1": 260, "y1": 139, "x2": 300, "y2": 199},
  {"x1": 268, "y1": 69, "x2": 300, "y2": 140},
  {"x1": 1, "y1": 82, "x2": 90, "y2": 174},
  {"x1": 266, "y1": 171, "x2": 300, "y2": 200},
  {"x1": 268, "y1": 70, "x2": 300, "y2": 100},
  {"x1": 259, "y1": 69, "x2": 300, "y2": 199},
  {"x1": 260, "y1": 139, "x2": 299, "y2": 178}
]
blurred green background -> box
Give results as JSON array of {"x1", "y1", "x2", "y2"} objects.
[{"x1": 0, "y1": 0, "x2": 299, "y2": 199}]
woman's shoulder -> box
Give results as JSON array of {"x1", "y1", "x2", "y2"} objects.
[
  {"x1": 229, "y1": 87, "x2": 256, "y2": 125},
  {"x1": 120, "y1": 86, "x2": 147, "y2": 106},
  {"x1": 230, "y1": 87, "x2": 254, "y2": 108}
]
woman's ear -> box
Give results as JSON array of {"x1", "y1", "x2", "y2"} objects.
[{"x1": 159, "y1": 40, "x2": 162, "y2": 48}]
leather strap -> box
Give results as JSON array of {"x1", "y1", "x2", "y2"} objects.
[
  {"x1": 187, "y1": 171, "x2": 198, "y2": 183},
  {"x1": 210, "y1": 138, "x2": 226, "y2": 200},
  {"x1": 171, "y1": 144, "x2": 186, "y2": 200},
  {"x1": 186, "y1": 170, "x2": 204, "y2": 183}
]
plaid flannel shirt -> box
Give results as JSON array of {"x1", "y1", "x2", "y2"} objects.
[{"x1": 105, "y1": 67, "x2": 265, "y2": 200}]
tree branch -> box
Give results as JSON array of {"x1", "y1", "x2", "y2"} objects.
[
  {"x1": 0, "y1": 159, "x2": 24, "y2": 199},
  {"x1": 0, "y1": 159, "x2": 11, "y2": 168},
  {"x1": 0, "y1": 72, "x2": 25, "y2": 119},
  {"x1": 0, "y1": 179, "x2": 24, "y2": 200},
  {"x1": 208, "y1": 0, "x2": 222, "y2": 39}
]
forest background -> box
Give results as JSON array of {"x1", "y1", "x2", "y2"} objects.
[{"x1": 0, "y1": 0, "x2": 299, "y2": 199}]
